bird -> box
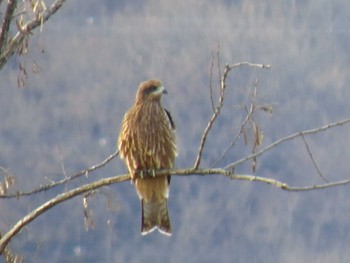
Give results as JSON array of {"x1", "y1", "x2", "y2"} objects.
[{"x1": 118, "y1": 79, "x2": 177, "y2": 236}]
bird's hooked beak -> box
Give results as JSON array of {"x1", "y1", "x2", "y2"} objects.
[{"x1": 161, "y1": 86, "x2": 168, "y2": 95}]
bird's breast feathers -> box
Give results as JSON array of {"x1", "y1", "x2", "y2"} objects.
[{"x1": 118, "y1": 102, "x2": 176, "y2": 172}]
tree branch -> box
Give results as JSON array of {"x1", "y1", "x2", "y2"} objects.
[
  {"x1": 3, "y1": 162, "x2": 350, "y2": 254},
  {"x1": 0, "y1": 0, "x2": 66, "y2": 70},
  {"x1": 193, "y1": 63, "x2": 228, "y2": 169},
  {"x1": 224, "y1": 118, "x2": 350, "y2": 170},
  {"x1": 301, "y1": 134, "x2": 329, "y2": 183},
  {"x1": 193, "y1": 61, "x2": 271, "y2": 169},
  {"x1": 0, "y1": 150, "x2": 119, "y2": 199},
  {"x1": 0, "y1": 0, "x2": 17, "y2": 52},
  {"x1": 213, "y1": 86, "x2": 257, "y2": 167},
  {"x1": 0, "y1": 172, "x2": 129, "y2": 254},
  {"x1": 208, "y1": 50, "x2": 215, "y2": 112},
  {"x1": 140, "y1": 167, "x2": 350, "y2": 191}
]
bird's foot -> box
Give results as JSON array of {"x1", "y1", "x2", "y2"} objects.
[
  {"x1": 148, "y1": 169, "x2": 156, "y2": 177},
  {"x1": 139, "y1": 170, "x2": 144, "y2": 179},
  {"x1": 137, "y1": 169, "x2": 156, "y2": 179}
]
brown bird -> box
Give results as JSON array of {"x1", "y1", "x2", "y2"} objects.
[{"x1": 118, "y1": 79, "x2": 177, "y2": 236}]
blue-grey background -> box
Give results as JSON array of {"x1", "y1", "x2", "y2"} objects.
[{"x1": 1, "y1": 0, "x2": 350, "y2": 262}]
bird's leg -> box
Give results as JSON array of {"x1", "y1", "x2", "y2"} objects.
[
  {"x1": 134, "y1": 170, "x2": 144, "y2": 180},
  {"x1": 136, "y1": 169, "x2": 157, "y2": 179},
  {"x1": 139, "y1": 170, "x2": 144, "y2": 179},
  {"x1": 148, "y1": 169, "x2": 156, "y2": 177},
  {"x1": 140, "y1": 169, "x2": 156, "y2": 178}
]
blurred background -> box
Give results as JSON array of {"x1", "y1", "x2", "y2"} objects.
[{"x1": 1, "y1": 0, "x2": 350, "y2": 262}]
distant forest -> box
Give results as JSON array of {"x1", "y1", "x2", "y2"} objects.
[{"x1": 1, "y1": 1, "x2": 350, "y2": 262}]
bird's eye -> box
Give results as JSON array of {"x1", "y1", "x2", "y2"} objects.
[
  {"x1": 146, "y1": 86, "x2": 157, "y2": 93},
  {"x1": 142, "y1": 85, "x2": 159, "y2": 95}
]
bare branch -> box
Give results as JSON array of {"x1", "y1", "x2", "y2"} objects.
[
  {"x1": 216, "y1": 44, "x2": 222, "y2": 88},
  {"x1": 228, "y1": 62, "x2": 271, "y2": 70},
  {"x1": 301, "y1": 134, "x2": 329, "y2": 183},
  {"x1": 143, "y1": 167, "x2": 350, "y2": 191},
  {"x1": 0, "y1": 150, "x2": 119, "y2": 198},
  {"x1": 193, "y1": 63, "x2": 229, "y2": 169},
  {"x1": 57, "y1": 145, "x2": 68, "y2": 178},
  {"x1": 209, "y1": 51, "x2": 215, "y2": 112},
  {"x1": 278, "y1": 178, "x2": 350, "y2": 191},
  {"x1": 0, "y1": 0, "x2": 66, "y2": 69},
  {"x1": 3, "y1": 160, "x2": 350, "y2": 253},
  {"x1": 213, "y1": 87, "x2": 257, "y2": 167},
  {"x1": 0, "y1": 0, "x2": 17, "y2": 52},
  {"x1": 194, "y1": 61, "x2": 271, "y2": 169},
  {"x1": 0, "y1": 172, "x2": 129, "y2": 254},
  {"x1": 225, "y1": 118, "x2": 350, "y2": 170}
]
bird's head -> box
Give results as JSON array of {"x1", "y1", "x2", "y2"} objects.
[{"x1": 136, "y1": 79, "x2": 167, "y2": 103}]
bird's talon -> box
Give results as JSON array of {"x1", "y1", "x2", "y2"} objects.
[
  {"x1": 139, "y1": 170, "x2": 144, "y2": 179},
  {"x1": 151, "y1": 169, "x2": 156, "y2": 177}
]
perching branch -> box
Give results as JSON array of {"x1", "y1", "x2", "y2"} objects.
[
  {"x1": 1, "y1": 118, "x2": 350, "y2": 255},
  {"x1": 3, "y1": 157, "x2": 350, "y2": 254}
]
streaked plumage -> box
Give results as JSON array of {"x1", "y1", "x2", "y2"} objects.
[{"x1": 118, "y1": 79, "x2": 177, "y2": 236}]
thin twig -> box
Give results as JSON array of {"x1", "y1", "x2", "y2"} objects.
[
  {"x1": 0, "y1": 150, "x2": 119, "y2": 198},
  {"x1": 57, "y1": 145, "x2": 68, "y2": 178},
  {"x1": 193, "y1": 63, "x2": 230, "y2": 169},
  {"x1": 209, "y1": 51, "x2": 215, "y2": 112},
  {"x1": 194, "y1": 61, "x2": 271, "y2": 169},
  {"x1": 217, "y1": 44, "x2": 222, "y2": 88},
  {"x1": 224, "y1": 118, "x2": 350, "y2": 170},
  {"x1": 301, "y1": 134, "x2": 329, "y2": 182},
  {"x1": 228, "y1": 62, "x2": 271, "y2": 70},
  {"x1": 213, "y1": 87, "x2": 257, "y2": 167}
]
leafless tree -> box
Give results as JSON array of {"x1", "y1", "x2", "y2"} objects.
[{"x1": 1, "y1": 1, "x2": 350, "y2": 261}]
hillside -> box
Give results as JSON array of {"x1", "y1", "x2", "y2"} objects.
[{"x1": 1, "y1": 1, "x2": 350, "y2": 262}]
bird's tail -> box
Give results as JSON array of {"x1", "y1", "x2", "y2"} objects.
[{"x1": 141, "y1": 198, "x2": 171, "y2": 236}]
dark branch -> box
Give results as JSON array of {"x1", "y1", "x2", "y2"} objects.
[{"x1": 301, "y1": 134, "x2": 329, "y2": 183}]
